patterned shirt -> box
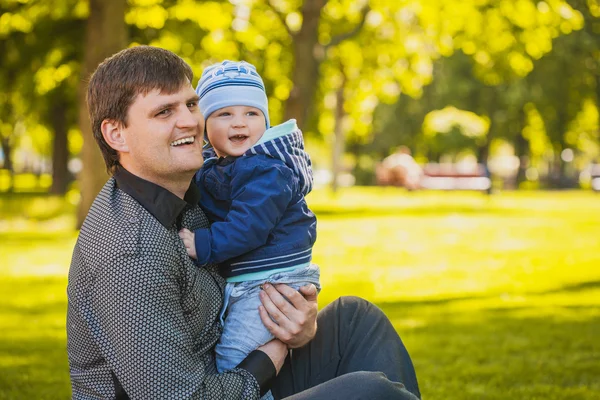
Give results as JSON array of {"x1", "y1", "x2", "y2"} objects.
[{"x1": 67, "y1": 167, "x2": 274, "y2": 399}]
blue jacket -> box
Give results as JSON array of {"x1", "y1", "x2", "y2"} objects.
[{"x1": 193, "y1": 120, "x2": 317, "y2": 279}]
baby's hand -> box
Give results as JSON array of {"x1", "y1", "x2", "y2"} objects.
[{"x1": 178, "y1": 228, "x2": 197, "y2": 259}]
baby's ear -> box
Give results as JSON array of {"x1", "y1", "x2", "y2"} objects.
[{"x1": 101, "y1": 119, "x2": 129, "y2": 153}]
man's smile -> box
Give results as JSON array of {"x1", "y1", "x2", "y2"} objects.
[{"x1": 170, "y1": 136, "x2": 196, "y2": 147}]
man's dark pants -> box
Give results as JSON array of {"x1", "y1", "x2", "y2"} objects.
[{"x1": 272, "y1": 296, "x2": 421, "y2": 400}]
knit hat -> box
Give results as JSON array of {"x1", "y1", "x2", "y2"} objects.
[{"x1": 196, "y1": 60, "x2": 270, "y2": 128}]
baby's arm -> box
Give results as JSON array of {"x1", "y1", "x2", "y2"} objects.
[{"x1": 178, "y1": 228, "x2": 197, "y2": 259}]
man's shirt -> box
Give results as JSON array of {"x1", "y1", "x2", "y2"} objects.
[{"x1": 67, "y1": 167, "x2": 274, "y2": 399}]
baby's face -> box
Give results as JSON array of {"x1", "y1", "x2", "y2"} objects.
[{"x1": 206, "y1": 105, "x2": 267, "y2": 158}]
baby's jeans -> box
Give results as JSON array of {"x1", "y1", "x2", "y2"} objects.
[{"x1": 215, "y1": 264, "x2": 321, "y2": 400}]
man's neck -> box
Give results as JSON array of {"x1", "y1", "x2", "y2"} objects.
[
  {"x1": 119, "y1": 164, "x2": 192, "y2": 199},
  {"x1": 153, "y1": 178, "x2": 190, "y2": 200}
]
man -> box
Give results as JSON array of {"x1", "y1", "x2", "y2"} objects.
[{"x1": 67, "y1": 45, "x2": 421, "y2": 399}]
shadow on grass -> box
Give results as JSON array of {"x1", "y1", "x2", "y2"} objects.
[
  {"x1": 1, "y1": 299, "x2": 67, "y2": 316},
  {"x1": 0, "y1": 336, "x2": 71, "y2": 400},
  {"x1": 1, "y1": 276, "x2": 599, "y2": 400},
  {"x1": 383, "y1": 305, "x2": 600, "y2": 400},
  {"x1": 366, "y1": 279, "x2": 600, "y2": 311},
  {"x1": 3, "y1": 295, "x2": 598, "y2": 400},
  {"x1": 543, "y1": 279, "x2": 600, "y2": 294},
  {"x1": 0, "y1": 276, "x2": 70, "y2": 399}
]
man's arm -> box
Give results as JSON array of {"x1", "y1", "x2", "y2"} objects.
[
  {"x1": 85, "y1": 254, "x2": 268, "y2": 399},
  {"x1": 194, "y1": 158, "x2": 295, "y2": 265}
]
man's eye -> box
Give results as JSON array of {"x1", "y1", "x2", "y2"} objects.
[
  {"x1": 187, "y1": 101, "x2": 198, "y2": 108},
  {"x1": 156, "y1": 109, "x2": 171, "y2": 117}
]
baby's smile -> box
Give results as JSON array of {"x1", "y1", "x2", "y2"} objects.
[{"x1": 229, "y1": 134, "x2": 249, "y2": 143}]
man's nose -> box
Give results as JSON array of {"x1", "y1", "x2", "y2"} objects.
[{"x1": 177, "y1": 106, "x2": 200, "y2": 129}]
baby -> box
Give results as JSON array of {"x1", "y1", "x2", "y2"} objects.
[{"x1": 179, "y1": 61, "x2": 321, "y2": 399}]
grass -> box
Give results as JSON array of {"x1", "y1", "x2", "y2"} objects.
[{"x1": 1, "y1": 188, "x2": 600, "y2": 399}]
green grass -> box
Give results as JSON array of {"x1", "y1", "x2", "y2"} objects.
[{"x1": 1, "y1": 189, "x2": 600, "y2": 399}]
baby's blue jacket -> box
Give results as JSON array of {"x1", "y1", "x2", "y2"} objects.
[{"x1": 193, "y1": 120, "x2": 317, "y2": 279}]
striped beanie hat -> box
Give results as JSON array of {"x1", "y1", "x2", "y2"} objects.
[{"x1": 196, "y1": 60, "x2": 270, "y2": 128}]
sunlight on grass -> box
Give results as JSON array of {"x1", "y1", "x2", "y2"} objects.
[
  {"x1": 1, "y1": 189, "x2": 600, "y2": 399},
  {"x1": 309, "y1": 189, "x2": 600, "y2": 304}
]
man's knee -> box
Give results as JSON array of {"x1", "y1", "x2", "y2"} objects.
[
  {"x1": 338, "y1": 371, "x2": 410, "y2": 399},
  {"x1": 333, "y1": 296, "x2": 387, "y2": 326},
  {"x1": 333, "y1": 295, "x2": 371, "y2": 313}
]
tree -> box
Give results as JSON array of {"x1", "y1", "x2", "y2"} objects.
[
  {"x1": 369, "y1": 0, "x2": 587, "y2": 174},
  {"x1": 76, "y1": 0, "x2": 127, "y2": 227},
  {"x1": 525, "y1": 0, "x2": 600, "y2": 186},
  {"x1": 34, "y1": 18, "x2": 84, "y2": 195},
  {"x1": 0, "y1": 0, "x2": 85, "y2": 194},
  {"x1": 3, "y1": 0, "x2": 598, "y2": 199},
  {"x1": 0, "y1": 1, "x2": 37, "y2": 191},
  {"x1": 269, "y1": 0, "x2": 327, "y2": 129}
]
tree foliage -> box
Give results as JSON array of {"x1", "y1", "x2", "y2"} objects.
[{"x1": 0, "y1": 0, "x2": 598, "y2": 198}]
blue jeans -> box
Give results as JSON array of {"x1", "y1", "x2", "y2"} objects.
[{"x1": 215, "y1": 264, "x2": 321, "y2": 375}]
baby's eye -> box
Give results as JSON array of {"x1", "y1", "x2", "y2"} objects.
[
  {"x1": 247, "y1": 111, "x2": 259, "y2": 116},
  {"x1": 217, "y1": 111, "x2": 231, "y2": 117}
]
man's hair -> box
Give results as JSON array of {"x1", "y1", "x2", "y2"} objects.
[{"x1": 87, "y1": 45, "x2": 194, "y2": 174}]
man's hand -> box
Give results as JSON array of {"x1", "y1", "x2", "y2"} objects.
[
  {"x1": 257, "y1": 339, "x2": 287, "y2": 374},
  {"x1": 258, "y1": 283, "x2": 318, "y2": 349},
  {"x1": 178, "y1": 228, "x2": 197, "y2": 259}
]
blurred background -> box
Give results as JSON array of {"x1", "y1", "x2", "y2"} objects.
[{"x1": 1, "y1": 0, "x2": 599, "y2": 399}]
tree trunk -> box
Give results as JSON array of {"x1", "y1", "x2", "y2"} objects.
[
  {"x1": 476, "y1": 89, "x2": 497, "y2": 165},
  {"x1": 554, "y1": 103, "x2": 569, "y2": 188},
  {"x1": 514, "y1": 108, "x2": 528, "y2": 186},
  {"x1": 283, "y1": 0, "x2": 327, "y2": 130},
  {"x1": 476, "y1": 131, "x2": 491, "y2": 165},
  {"x1": 331, "y1": 74, "x2": 346, "y2": 192},
  {"x1": 76, "y1": 0, "x2": 127, "y2": 228},
  {"x1": 596, "y1": 73, "x2": 600, "y2": 136},
  {"x1": 50, "y1": 90, "x2": 70, "y2": 195},
  {"x1": 1, "y1": 137, "x2": 13, "y2": 193}
]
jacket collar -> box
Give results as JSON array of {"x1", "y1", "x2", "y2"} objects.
[
  {"x1": 244, "y1": 122, "x2": 313, "y2": 196},
  {"x1": 114, "y1": 166, "x2": 201, "y2": 228}
]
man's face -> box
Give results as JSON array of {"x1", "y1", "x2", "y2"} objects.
[
  {"x1": 206, "y1": 105, "x2": 267, "y2": 158},
  {"x1": 118, "y1": 84, "x2": 204, "y2": 185}
]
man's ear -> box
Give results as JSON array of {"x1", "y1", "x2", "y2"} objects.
[{"x1": 101, "y1": 119, "x2": 129, "y2": 153}]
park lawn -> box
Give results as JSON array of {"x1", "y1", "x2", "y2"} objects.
[{"x1": 1, "y1": 189, "x2": 600, "y2": 399}]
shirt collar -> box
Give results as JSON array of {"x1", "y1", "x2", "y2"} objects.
[{"x1": 114, "y1": 166, "x2": 201, "y2": 228}]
